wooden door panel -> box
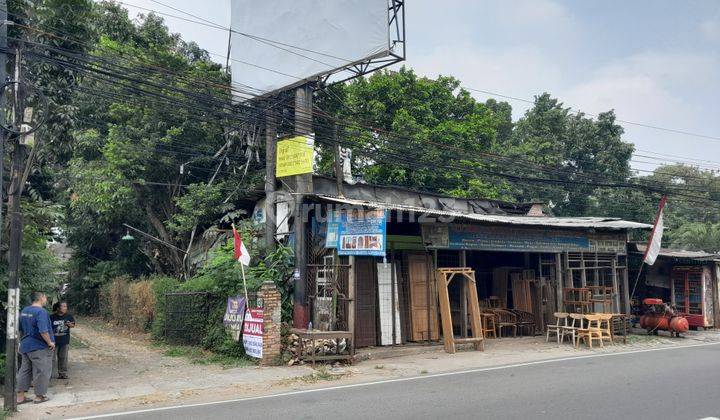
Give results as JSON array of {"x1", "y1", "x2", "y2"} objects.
[
  {"x1": 408, "y1": 253, "x2": 439, "y2": 341},
  {"x1": 354, "y1": 257, "x2": 377, "y2": 347}
]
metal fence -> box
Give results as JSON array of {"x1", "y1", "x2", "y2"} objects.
[
  {"x1": 164, "y1": 291, "x2": 221, "y2": 345},
  {"x1": 163, "y1": 291, "x2": 259, "y2": 345},
  {"x1": 306, "y1": 264, "x2": 351, "y2": 331}
]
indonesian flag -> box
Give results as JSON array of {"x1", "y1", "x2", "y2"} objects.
[
  {"x1": 643, "y1": 195, "x2": 667, "y2": 266},
  {"x1": 232, "y1": 225, "x2": 250, "y2": 266}
]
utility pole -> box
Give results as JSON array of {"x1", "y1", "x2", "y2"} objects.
[
  {"x1": 4, "y1": 43, "x2": 25, "y2": 413},
  {"x1": 292, "y1": 84, "x2": 313, "y2": 328},
  {"x1": 264, "y1": 109, "x2": 276, "y2": 251}
]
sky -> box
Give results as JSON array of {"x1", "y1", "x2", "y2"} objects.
[{"x1": 120, "y1": 0, "x2": 720, "y2": 174}]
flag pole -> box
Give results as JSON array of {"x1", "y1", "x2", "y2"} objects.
[
  {"x1": 630, "y1": 195, "x2": 667, "y2": 303},
  {"x1": 233, "y1": 223, "x2": 250, "y2": 304},
  {"x1": 240, "y1": 261, "x2": 250, "y2": 304}
]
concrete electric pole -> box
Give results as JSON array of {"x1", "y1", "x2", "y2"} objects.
[
  {"x1": 3, "y1": 43, "x2": 26, "y2": 413},
  {"x1": 292, "y1": 84, "x2": 313, "y2": 328}
]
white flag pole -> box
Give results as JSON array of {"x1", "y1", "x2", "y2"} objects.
[
  {"x1": 240, "y1": 261, "x2": 249, "y2": 304},
  {"x1": 630, "y1": 195, "x2": 667, "y2": 301},
  {"x1": 233, "y1": 223, "x2": 250, "y2": 304}
]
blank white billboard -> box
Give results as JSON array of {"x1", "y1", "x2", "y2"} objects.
[{"x1": 230, "y1": 0, "x2": 390, "y2": 97}]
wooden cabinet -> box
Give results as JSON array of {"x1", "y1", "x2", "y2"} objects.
[{"x1": 671, "y1": 266, "x2": 714, "y2": 328}]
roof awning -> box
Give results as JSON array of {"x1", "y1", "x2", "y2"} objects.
[{"x1": 313, "y1": 195, "x2": 652, "y2": 230}]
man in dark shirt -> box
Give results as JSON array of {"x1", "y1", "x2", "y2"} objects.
[
  {"x1": 50, "y1": 301, "x2": 75, "y2": 379},
  {"x1": 17, "y1": 291, "x2": 55, "y2": 404}
]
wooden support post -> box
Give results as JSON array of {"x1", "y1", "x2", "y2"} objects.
[
  {"x1": 622, "y1": 257, "x2": 631, "y2": 315},
  {"x1": 460, "y1": 250, "x2": 468, "y2": 338},
  {"x1": 580, "y1": 254, "x2": 587, "y2": 288},
  {"x1": 611, "y1": 256, "x2": 620, "y2": 313},
  {"x1": 348, "y1": 255, "x2": 356, "y2": 343},
  {"x1": 564, "y1": 251, "x2": 572, "y2": 288},
  {"x1": 556, "y1": 253, "x2": 563, "y2": 312},
  {"x1": 390, "y1": 243, "x2": 397, "y2": 346}
]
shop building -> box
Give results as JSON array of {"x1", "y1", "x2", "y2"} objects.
[
  {"x1": 258, "y1": 176, "x2": 651, "y2": 348},
  {"x1": 629, "y1": 244, "x2": 720, "y2": 329}
]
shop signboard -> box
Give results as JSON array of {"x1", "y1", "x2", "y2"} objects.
[
  {"x1": 276, "y1": 135, "x2": 314, "y2": 177},
  {"x1": 337, "y1": 209, "x2": 387, "y2": 256},
  {"x1": 421, "y1": 223, "x2": 626, "y2": 254},
  {"x1": 242, "y1": 308, "x2": 264, "y2": 359},
  {"x1": 223, "y1": 296, "x2": 246, "y2": 341}
]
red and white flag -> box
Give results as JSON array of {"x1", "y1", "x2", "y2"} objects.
[
  {"x1": 643, "y1": 195, "x2": 667, "y2": 266},
  {"x1": 232, "y1": 225, "x2": 251, "y2": 266}
]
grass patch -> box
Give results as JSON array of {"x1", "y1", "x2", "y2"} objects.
[
  {"x1": 278, "y1": 366, "x2": 348, "y2": 386},
  {"x1": 70, "y1": 337, "x2": 90, "y2": 349},
  {"x1": 162, "y1": 345, "x2": 255, "y2": 368}
]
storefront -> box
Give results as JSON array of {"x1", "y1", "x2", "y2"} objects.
[
  {"x1": 264, "y1": 176, "x2": 651, "y2": 348},
  {"x1": 629, "y1": 244, "x2": 720, "y2": 329}
]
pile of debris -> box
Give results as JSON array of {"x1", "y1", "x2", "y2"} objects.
[{"x1": 283, "y1": 333, "x2": 349, "y2": 366}]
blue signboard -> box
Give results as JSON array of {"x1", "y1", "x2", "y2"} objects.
[
  {"x1": 422, "y1": 223, "x2": 610, "y2": 253},
  {"x1": 336, "y1": 209, "x2": 387, "y2": 257}
]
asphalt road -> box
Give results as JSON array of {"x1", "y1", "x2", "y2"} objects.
[{"x1": 79, "y1": 343, "x2": 720, "y2": 420}]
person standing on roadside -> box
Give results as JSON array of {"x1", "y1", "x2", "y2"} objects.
[
  {"x1": 51, "y1": 301, "x2": 75, "y2": 379},
  {"x1": 16, "y1": 291, "x2": 55, "y2": 405}
]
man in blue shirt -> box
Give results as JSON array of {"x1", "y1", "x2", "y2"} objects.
[{"x1": 16, "y1": 291, "x2": 55, "y2": 405}]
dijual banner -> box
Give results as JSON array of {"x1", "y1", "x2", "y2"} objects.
[
  {"x1": 337, "y1": 209, "x2": 387, "y2": 257},
  {"x1": 242, "y1": 308, "x2": 264, "y2": 359},
  {"x1": 223, "y1": 296, "x2": 246, "y2": 341}
]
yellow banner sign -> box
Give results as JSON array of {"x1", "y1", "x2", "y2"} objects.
[{"x1": 276, "y1": 135, "x2": 314, "y2": 177}]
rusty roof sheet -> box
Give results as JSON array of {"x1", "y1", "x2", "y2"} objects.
[{"x1": 314, "y1": 195, "x2": 652, "y2": 230}]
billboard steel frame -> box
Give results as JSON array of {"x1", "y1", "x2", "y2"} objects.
[{"x1": 318, "y1": 0, "x2": 405, "y2": 88}]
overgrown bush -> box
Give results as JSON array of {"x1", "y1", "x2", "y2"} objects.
[{"x1": 128, "y1": 280, "x2": 155, "y2": 331}]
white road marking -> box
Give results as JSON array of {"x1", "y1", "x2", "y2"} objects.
[{"x1": 70, "y1": 341, "x2": 720, "y2": 419}]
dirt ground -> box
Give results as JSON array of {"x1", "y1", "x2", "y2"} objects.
[{"x1": 12, "y1": 318, "x2": 720, "y2": 419}]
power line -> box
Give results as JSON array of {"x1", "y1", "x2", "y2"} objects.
[{"x1": 465, "y1": 87, "x2": 720, "y2": 143}]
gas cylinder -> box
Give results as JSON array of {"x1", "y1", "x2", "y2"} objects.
[
  {"x1": 640, "y1": 314, "x2": 669, "y2": 331},
  {"x1": 669, "y1": 316, "x2": 689, "y2": 334}
]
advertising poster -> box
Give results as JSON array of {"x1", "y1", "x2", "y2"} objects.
[
  {"x1": 223, "y1": 296, "x2": 246, "y2": 341},
  {"x1": 242, "y1": 308, "x2": 264, "y2": 359},
  {"x1": 276, "y1": 135, "x2": 314, "y2": 177},
  {"x1": 337, "y1": 209, "x2": 387, "y2": 257}
]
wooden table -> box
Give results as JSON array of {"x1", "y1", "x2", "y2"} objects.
[{"x1": 290, "y1": 329, "x2": 355, "y2": 365}]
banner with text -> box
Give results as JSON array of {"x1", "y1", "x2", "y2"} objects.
[
  {"x1": 337, "y1": 209, "x2": 387, "y2": 257},
  {"x1": 223, "y1": 296, "x2": 246, "y2": 341},
  {"x1": 242, "y1": 308, "x2": 264, "y2": 359},
  {"x1": 421, "y1": 224, "x2": 626, "y2": 254},
  {"x1": 276, "y1": 135, "x2": 314, "y2": 177}
]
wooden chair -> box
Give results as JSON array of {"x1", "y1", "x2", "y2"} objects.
[
  {"x1": 577, "y1": 314, "x2": 603, "y2": 349},
  {"x1": 546, "y1": 312, "x2": 568, "y2": 344},
  {"x1": 510, "y1": 309, "x2": 536, "y2": 336},
  {"x1": 597, "y1": 313, "x2": 614, "y2": 345},
  {"x1": 480, "y1": 312, "x2": 497, "y2": 339},
  {"x1": 492, "y1": 309, "x2": 517, "y2": 338},
  {"x1": 568, "y1": 313, "x2": 586, "y2": 348}
]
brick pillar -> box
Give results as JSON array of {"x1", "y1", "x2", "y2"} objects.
[{"x1": 260, "y1": 281, "x2": 282, "y2": 366}]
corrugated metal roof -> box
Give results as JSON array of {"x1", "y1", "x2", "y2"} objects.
[
  {"x1": 633, "y1": 244, "x2": 719, "y2": 260},
  {"x1": 314, "y1": 195, "x2": 652, "y2": 230}
]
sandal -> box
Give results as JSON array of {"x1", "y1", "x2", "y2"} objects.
[
  {"x1": 33, "y1": 396, "x2": 50, "y2": 404},
  {"x1": 17, "y1": 397, "x2": 33, "y2": 405}
]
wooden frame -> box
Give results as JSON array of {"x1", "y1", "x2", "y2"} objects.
[{"x1": 436, "y1": 268, "x2": 484, "y2": 354}]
